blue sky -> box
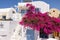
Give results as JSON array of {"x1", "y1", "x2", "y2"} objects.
[{"x1": 0, "y1": 0, "x2": 60, "y2": 10}]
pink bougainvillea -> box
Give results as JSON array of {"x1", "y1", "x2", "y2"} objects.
[{"x1": 19, "y1": 4, "x2": 60, "y2": 34}]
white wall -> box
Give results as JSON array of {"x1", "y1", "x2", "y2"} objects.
[
  {"x1": 0, "y1": 8, "x2": 16, "y2": 19},
  {"x1": 0, "y1": 21, "x2": 10, "y2": 40},
  {"x1": 0, "y1": 21, "x2": 18, "y2": 40},
  {"x1": 18, "y1": 1, "x2": 50, "y2": 13},
  {"x1": 12, "y1": 13, "x2": 21, "y2": 21},
  {"x1": 17, "y1": 1, "x2": 50, "y2": 40}
]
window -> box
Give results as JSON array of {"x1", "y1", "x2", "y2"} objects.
[
  {"x1": 21, "y1": 10, "x2": 26, "y2": 16},
  {"x1": 2, "y1": 16, "x2": 6, "y2": 20},
  {"x1": 39, "y1": 28, "x2": 48, "y2": 38},
  {"x1": 21, "y1": 10, "x2": 26, "y2": 13},
  {"x1": 35, "y1": 8, "x2": 39, "y2": 12},
  {"x1": 12, "y1": 11, "x2": 15, "y2": 14}
]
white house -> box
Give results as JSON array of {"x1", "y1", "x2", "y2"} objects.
[
  {"x1": 0, "y1": 8, "x2": 16, "y2": 20},
  {"x1": 0, "y1": 8, "x2": 18, "y2": 40},
  {"x1": 11, "y1": 1, "x2": 50, "y2": 40},
  {"x1": 18, "y1": 1, "x2": 50, "y2": 40}
]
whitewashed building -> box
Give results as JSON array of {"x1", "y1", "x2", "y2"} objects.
[
  {"x1": 0, "y1": 8, "x2": 16, "y2": 20},
  {"x1": 11, "y1": 1, "x2": 50, "y2": 40},
  {"x1": 18, "y1": 1, "x2": 50, "y2": 40},
  {"x1": 0, "y1": 8, "x2": 19, "y2": 40}
]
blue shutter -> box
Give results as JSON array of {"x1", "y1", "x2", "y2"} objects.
[
  {"x1": 21, "y1": 10, "x2": 26, "y2": 13},
  {"x1": 21, "y1": 10, "x2": 26, "y2": 16},
  {"x1": 26, "y1": 29, "x2": 35, "y2": 40}
]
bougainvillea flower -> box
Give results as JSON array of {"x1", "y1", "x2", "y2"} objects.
[{"x1": 19, "y1": 4, "x2": 60, "y2": 34}]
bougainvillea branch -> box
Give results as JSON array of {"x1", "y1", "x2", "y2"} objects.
[{"x1": 19, "y1": 4, "x2": 60, "y2": 34}]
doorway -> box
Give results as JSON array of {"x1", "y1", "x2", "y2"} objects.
[{"x1": 26, "y1": 29, "x2": 35, "y2": 40}]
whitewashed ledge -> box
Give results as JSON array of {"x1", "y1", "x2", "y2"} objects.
[
  {"x1": 47, "y1": 38, "x2": 58, "y2": 40},
  {"x1": 37, "y1": 38, "x2": 57, "y2": 40}
]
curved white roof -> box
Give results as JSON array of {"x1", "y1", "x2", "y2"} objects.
[
  {"x1": 18, "y1": 1, "x2": 49, "y2": 7},
  {"x1": 0, "y1": 8, "x2": 16, "y2": 13},
  {"x1": 18, "y1": 1, "x2": 49, "y2": 13}
]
